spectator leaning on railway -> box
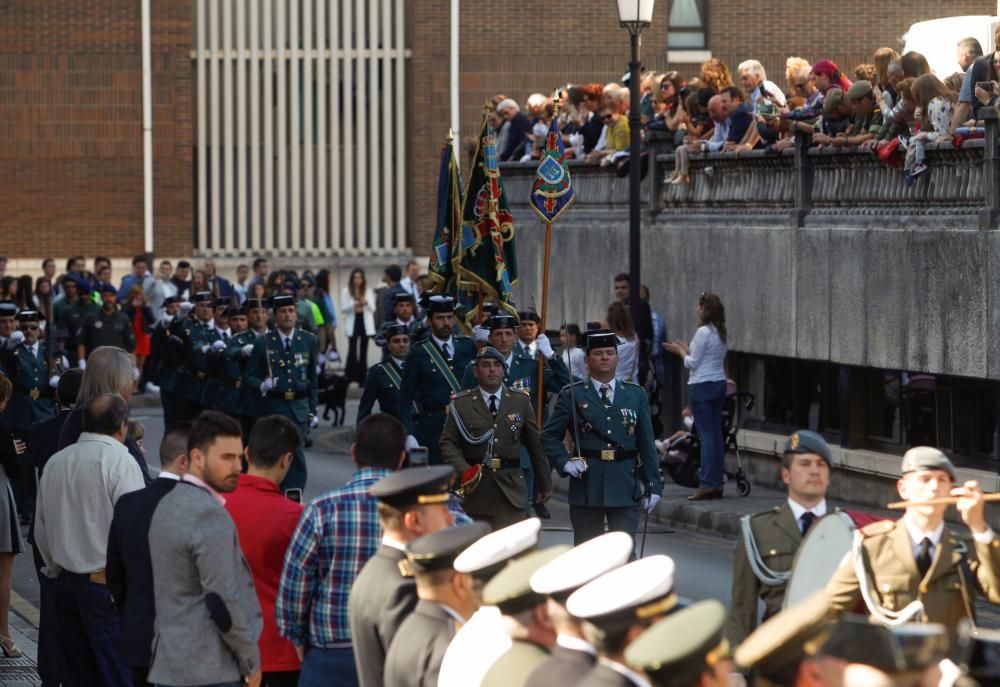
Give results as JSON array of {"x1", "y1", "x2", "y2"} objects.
[
  {"x1": 958, "y1": 36, "x2": 984, "y2": 72},
  {"x1": 900, "y1": 50, "x2": 931, "y2": 79},
  {"x1": 496, "y1": 99, "x2": 533, "y2": 162},
  {"x1": 950, "y1": 25, "x2": 1000, "y2": 135},
  {"x1": 862, "y1": 77, "x2": 917, "y2": 154},
  {"x1": 903, "y1": 74, "x2": 957, "y2": 181},
  {"x1": 738, "y1": 59, "x2": 786, "y2": 111}
]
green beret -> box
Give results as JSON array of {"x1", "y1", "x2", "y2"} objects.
[
  {"x1": 822, "y1": 88, "x2": 845, "y2": 116},
  {"x1": 734, "y1": 592, "x2": 833, "y2": 682},
  {"x1": 846, "y1": 80, "x2": 873, "y2": 100},
  {"x1": 626, "y1": 600, "x2": 729, "y2": 687},
  {"x1": 482, "y1": 545, "x2": 570, "y2": 615}
]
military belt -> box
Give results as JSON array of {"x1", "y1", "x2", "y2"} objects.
[
  {"x1": 268, "y1": 390, "x2": 308, "y2": 401},
  {"x1": 233, "y1": 379, "x2": 242, "y2": 389},
  {"x1": 581, "y1": 448, "x2": 638, "y2": 462},
  {"x1": 484, "y1": 457, "x2": 520, "y2": 471},
  {"x1": 24, "y1": 388, "x2": 52, "y2": 401},
  {"x1": 195, "y1": 371, "x2": 207, "y2": 380}
]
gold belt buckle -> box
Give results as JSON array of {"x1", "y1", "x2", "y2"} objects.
[
  {"x1": 283, "y1": 391, "x2": 296, "y2": 401},
  {"x1": 600, "y1": 449, "x2": 616, "y2": 462},
  {"x1": 490, "y1": 458, "x2": 501, "y2": 471},
  {"x1": 29, "y1": 388, "x2": 40, "y2": 400},
  {"x1": 196, "y1": 371, "x2": 206, "y2": 380},
  {"x1": 234, "y1": 379, "x2": 241, "y2": 389}
]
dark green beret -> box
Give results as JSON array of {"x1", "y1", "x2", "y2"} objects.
[{"x1": 625, "y1": 600, "x2": 729, "y2": 687}]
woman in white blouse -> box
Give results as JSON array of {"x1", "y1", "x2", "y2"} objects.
[
  {"x1": 559, "y1": 324, "x2": 586, "y2": 380},
  {"x1": 340, "y1": 268, "x2": 376, "y2": 385},
  {"x1": 606, "y1": 302, "x2": 638, "y2": 383},
  {"x1": 664, "y1": 292, "x2": 728, "y2": 501}
]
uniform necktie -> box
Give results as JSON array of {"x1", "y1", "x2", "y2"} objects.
[
  {"x1": 917, "y1": 537, "x2": 933, "y2": 578},
  {"x1": 222, "y1": 332, "x2": 228, "y2": 341},
  {"x1": 489, "y1": 395, "x2": 498, "y2": 416},
  {"x1": 442, "y1": 342, "x2": 451, "y2": 360},
  {"x1": 600, "y1": 384, "x2": 611, "y2": 406},
  {"x1": 799, "y1": 511, "x2": 816, "y2": 535},
  {"x1": 284, "y1": 338, "x2": 291, "y2": 353}
]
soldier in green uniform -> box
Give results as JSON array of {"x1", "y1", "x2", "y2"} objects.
[
  {"x1": 826, "y1": 446, "x2": 1000, "y2": 626},
  {"x1": 440, "y1": 346, "x2": 552, "y2": 530},
  {"x1": 199, "y1": 302, "x2": 231, "y2": 411},
  {"x1": 78, "y1": 283, "x2": 135, "y2": 361},
  {"x1": 398, "y1": 295, "x2": 475, "y2": 464},
  {"x1": 52, "y1": 274, "x2": 95, "y2": 368},
  {"x1": 173, "y1": 291, "x2": 216, "y2": 421},
  {"x1": 237, "y1": 298, "x2": 269, "y2": 434},
  {"x1": 208, "y1": 305, "x2": 251, "y2": 422},
  {"x1": 461, "y1": 314, "x2": 569, "y2": 520},
  {"x1": 727, "y1": 430, "x2": 833, "y2": 646},
  {"x1": 244, "y1": 294, "x2": 318, "y2": 492},
  {"x1": 149, "y1": 296, "x2": 183, "y2": 428},
  {"x1": 388, "y1": 293, "x2": 424, "y2": 339},
  {"x1": 357, "y1": 323, "x2": 411, "y2": 423},
  {"x1": 541, "y1": 329, "x2": 663, "y2": 545},
  {"x1": 383, "y1": 522, "x2": 490, "y2": 687}
]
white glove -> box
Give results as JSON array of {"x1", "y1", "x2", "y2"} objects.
[
  {"x1": 60, "y1": 355, "x2": 70, "y2": 370},
  {"x1": 133, "y1": 367, "x2": 141, "y2": 381},
  {"x1": 259, "y1": 377, "x2": 276, "y2": 395},
  {"x1": 310, "y1": 415, "x2": 320, "y2": 429},
  {"x1": 78, "y1": 358, "x2": 87, "y2": 371},
  {"x1": 642, "y1": 493, "x2": 662, "y2": 512},
  {"x1": 49, "y1": 375, "x2": 60, "y2": 388},
  {"x1": 564, "y1": 459, "x2": 587, "y2": 478},
  {"x1": 317, "y1": 352, "x2": 327, "y2": 365},
  {"x1": 6, "y1": 331, "x2": 24, "y2": 349},
  {"x1": 328, "y1": 350, "x2": 341, "y2": 363},
  {"x1": 200, "y1": 344, "x2": 210, "y2": 353},
  {"x1": 241, "y1": 343, "x2": 255, "y2": 357},
  {"x1": 472, "y1": 325, "x2": 489, "y2": 344},
  {"x1": 211, "y1": 339, "x2": 227, "y2": 351},
  {"x1": 535, "y1": 333, "x2": 554, "y2": 359},
  {"x1": 405, "y1": 435, "x2": 420, "y2": 452},
  {"x1": 179, "y1": 302, "x2": 195, "y2": 318}
]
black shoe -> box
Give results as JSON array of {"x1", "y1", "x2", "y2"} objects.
[
  {"x1": 304, "y1": 437, "x2": 314, "y2": 448},
  {"x1": 533, "y1": 502, "x2": 551, "y2": 519}
]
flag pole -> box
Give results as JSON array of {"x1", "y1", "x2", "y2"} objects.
[{"x1": 536, "y1": 221, "x2": 552, "y2": 427}]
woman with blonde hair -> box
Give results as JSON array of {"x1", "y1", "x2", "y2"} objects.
[{"x1": 699, "y1": 58, "x2": 733, "y2": 92}]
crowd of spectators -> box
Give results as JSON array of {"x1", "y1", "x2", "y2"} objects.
[{"x1": 484, "y1": 26, "x2": 1000, "y2": 185}]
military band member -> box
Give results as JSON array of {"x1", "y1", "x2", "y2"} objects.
[
  {"x1": 727, "y1": 430, "x2": 832, "y2": 646},
  {"x1": 565, "y1": 555, "x2": 678, "y2": 687},
  {"x1": 78, "y1": 283, "x2": 135, "y2": 360},
  {"x1": 541, "y1": 329, "x2": 663, "y2": 545},
  {"x1": 358, "y1": 323, "x2": 411, "y2": 423},
  {"x1": 826, "y1": 446, "x2": 1000, "y2": 626},
  {"x1": 398, "y1": 295, "x2": 475, "y2": 463},
  {"x1": 244, "y1": 295, "x2": 318, "y2": 492},
  {"x1": 383, "y1": 522, "x2": 490, "y2": 687},
  {"x1": 349, "y1": 466, "x2": 456, "y2": 687},
  {"x1": 441, "y1": 346, "x2": 551, "y2": 530}
]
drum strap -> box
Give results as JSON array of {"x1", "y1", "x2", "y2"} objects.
[
  {"x1": 740, "y1": 515, "x2": 791, "y2": 587},
  {"x1": 851, "y1": 532, "x2": 925, "y2": 626}
]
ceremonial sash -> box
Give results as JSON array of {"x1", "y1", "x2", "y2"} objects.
[
  {"x1": 381, "y1": 362, "x2": 419, "y2": 413},
  {"x1": 422, "y1": 341, "x2": 461, "y2": 393}
]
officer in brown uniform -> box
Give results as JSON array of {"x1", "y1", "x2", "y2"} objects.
[
  {"x1": 826, "y1": 446, "x2": 1000, "y2": 626},
  {"x1": 727, "y1": 430, "x2": 833, "y2": 646},
  {"x1": 439, "y1": 346, "x2": 551, "y2": 530}
]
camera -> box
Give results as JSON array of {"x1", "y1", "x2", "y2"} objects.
[{"x1": 408, "y1": 446, "x2": 429, "y2": 467}]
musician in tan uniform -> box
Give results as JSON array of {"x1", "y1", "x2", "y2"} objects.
[
  {"x1": 826, "y1": 446, "x2": 1000, "y2": 626},
  {"x1": 727, "y1": 430, "x2": 832, "y2": 645},
  {"x1": 440, "y1": 346, "x2": 552, "y2": 530}
]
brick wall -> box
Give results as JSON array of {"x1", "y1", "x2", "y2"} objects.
[
  {"x1": 0, "y1": 0, "x2": 192, "y2": 259},
  {"x1": 407, "y1": 0, "x2": 994, "y2": 257}
]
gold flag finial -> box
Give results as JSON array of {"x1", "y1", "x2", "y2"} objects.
[{"x1": 446, "y1": 127, "x2": 455, "y2": 143}]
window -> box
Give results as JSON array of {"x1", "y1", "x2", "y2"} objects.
[{"x1": 667, "y1": 0, "x2": 707, "y2": 50}]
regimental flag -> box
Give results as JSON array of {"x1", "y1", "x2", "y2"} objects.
[
  {"x1": 429, "y1": 133, "x2": 464, "y2": 293},
  {"x1": 530, "y1": 117, "x2": 576, "y2": 223},
  {"x1": 456, "y1": 109, "x2": 519, "y2": 325}
]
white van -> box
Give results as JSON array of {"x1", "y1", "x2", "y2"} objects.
[{"x1": 902, "y1": 15, "x2": 999, "y2": 76}]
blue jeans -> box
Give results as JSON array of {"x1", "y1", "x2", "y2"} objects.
[
  {"x1": 53, "y1": 572, "x2": 132, "y2": 687},
  {"x1": 299, "y1": 646, "x2": 358, "y2": 687},
  {"x1": 690, "y1": 380, "x2": 727, "y2": 489}
]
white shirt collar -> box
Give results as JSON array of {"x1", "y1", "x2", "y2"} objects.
[
  {"x1": 382, "y1": 535, "x2": 407, "y2": 552},
  {"x1": 787, "y1": 498, "x2": 828, "y2": 522},
  {"x1": 391, "y1": 356, "x2": 406, "y2": 368},
  {"x1": 556, "y1": 634, "x2": 596, "y2": 655},
  {"x1": 395, "y1": 317, "x2": 413, "y2": 326},
  {"x1": 158, "y1": 471, "x2": 181, "y2": 481},
  {"x1": 279, "y1": 329, "x2": 295, "y2": 345},
  {"x1": 432, "y1": 334, "x2": 454, "y2": 350},
  {"x1": 599, "y1": 658, "x2": 652, "y2": 687},
  {"x1": 216, "y1": 327, "x2": 230, "y2": 337},
  {"x1": 479, "y1": 386, "x2": 502, "y2": 408},
  {"x1": 504, "y1": 352, "x2": 515, "y2": 368},
  {"x1": 591, "y1": 377, "x2": 617, "y2": 396},
  {"x1": 902, "y1": 515, "x2": 945, "y2": 551},
  {"x1": 203, "y1": 318, "x2": 215, "y2": 330},
  {"x1": 439, "y1": 603, "x2": 467, "y2": 625}
]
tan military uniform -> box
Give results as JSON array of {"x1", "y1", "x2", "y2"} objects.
[
  {"x1": 727, "y1": 502, "x2": 802, "y2": 646},
  {"x1": 440, "y1": 386, "x2": 551, "y2": 530},
  {"x1": 826, "y1": 518, "x2": 1000, "y2": 626}
]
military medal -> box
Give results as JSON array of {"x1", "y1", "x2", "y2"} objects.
[
  {"x1": 507, "y1": 412, "x2": 521, "y2": 434},
  {"x1": 621, "y1": 409, "x2": 637, "y2": 435}
]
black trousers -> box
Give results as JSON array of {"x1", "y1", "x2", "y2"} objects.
[
  {"x1": 569, "y1": 505, "x2": 641, "y2": 547},
  {"x1": 346, "y1": 314, "x2": 369, "y2": 384}
]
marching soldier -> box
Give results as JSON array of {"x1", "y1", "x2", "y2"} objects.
[
  {"x1": 383, "y1": 522, "x2": 490, "y2": 687},
  {"x1": 357, "y1": 323, "x2": 411, "y2": 423},
  {"x1": 826, "y1": 446, "x2": 1000, "y2": 626},
  {"x1": 398, "y1": 295, "x2": 475, "y2": 463},
  {"x1": 238, "y1": 298, "x2": 269, "y2": 432},
  {"x1": 349, "y1": 466, "x2": 456, "y2": 687},
  {"x1": 78, "y1": 283, "x2": 135, "y2": 360},
  {"x1": 388, "y1": 292, "x2": 423, "y2": 339},
  {"x1": 515, "y1": 310, "x2": 541, "y2": 359},
  {"x1": 52, "y1": 274, "x2": 94, "y2": 368},
  {"x1": 149, "y1": 296, "x2": 182, "y2": 428},
  {"x1": 209, "y1": 305, "x2": 251, "y2": 422},
  {"x1": 245, "y1": 297, "x2": 270, "y2": 338},
  {"x1": 727, "y1": 430, "x2": 833, "y2": 646},
  {"x1": 541, "y1": 329, "x2": 663, "y2": 545},
  {"x1": 173, "y1": 291, "x2": 216, "y2": 421},
  {"x1": 199, "y1": 303, "x2": 231, "y2": 411},
  {"x1": 440, "y1": 346, "x2": 552, "y2": 530},
  {"x1": 244, "y1": 294, "x2": 318, "y2": 492}
]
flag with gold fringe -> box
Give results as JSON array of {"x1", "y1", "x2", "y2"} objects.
[
  {"x1": 428, "y1": 131, "x2": 463, "y2": 294},
  {"x1": 530, "y1": 116, "x2": 575, "y2": 223}
]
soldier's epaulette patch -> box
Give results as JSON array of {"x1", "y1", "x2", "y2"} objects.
[
  {"x1": 860, "y1": 520, "x2": 895, "y2": 537},
  {"x1": 514, "y1": 387, "x2": 530, "y2": 396},
  {"x1": 398, "y1": 559, "x2": 414, "y2": 578},
  {"x1": 619, "y1": 379, "x2": 640, "y2": 388},
  {"x1": 560, "y1": 380, "x2": 586, "y2": 391},
  {"x1": 450, "y1": 389, "x2": 473, "y2": 400}
]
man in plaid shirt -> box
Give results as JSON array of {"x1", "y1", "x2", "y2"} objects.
[{"x1": 276, "y1": 414, "x2": 408, "y2": 687}]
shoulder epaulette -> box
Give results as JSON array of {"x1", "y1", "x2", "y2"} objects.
[
  {"x1": 860, "y1": 520, "x2": 895, "y2": 537},
  {"x1": 398, "y1": 559, "x2": 414, "y2": 578},
  {"x1": 450, "y1": 389, "x2": 474, "y2": 400},
  {"x1": 619, "y1": 379, "x2": 640, "y2": 388},
  {"x1": 560, "y1": 380, "x2": 587, "y2": 392}
]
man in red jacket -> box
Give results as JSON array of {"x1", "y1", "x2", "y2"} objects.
[{"x1": 226, "y1": 415, "x2": 305, "y2": 687}]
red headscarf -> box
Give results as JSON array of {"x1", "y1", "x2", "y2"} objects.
[{"x1": 810, "y1": 59, "x2": 853, "y2": 91}]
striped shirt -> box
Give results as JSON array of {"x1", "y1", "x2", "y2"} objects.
[{"x1": 276, "y1": 467, "x2": 391, "y2": 647}]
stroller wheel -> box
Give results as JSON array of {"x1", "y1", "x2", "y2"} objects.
[{"x1": 736, "y1": 474, "x2": 751, "y2": 497}]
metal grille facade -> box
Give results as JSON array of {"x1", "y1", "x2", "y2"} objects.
[{"x1": 192, "y1": 0, "x2": 409, "y2": 256}]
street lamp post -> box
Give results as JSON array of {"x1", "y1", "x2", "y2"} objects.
[{"x1": 616, "y1": 0, "x2": 654, "y2": 333}]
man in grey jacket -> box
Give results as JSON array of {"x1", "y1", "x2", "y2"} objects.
[{"x1": 147, "y1": 411, "x2": 263, "y2": 687}]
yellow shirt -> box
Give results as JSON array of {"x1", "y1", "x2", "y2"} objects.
[{"x1": 605, "y1": 117, "x2": 630, "y2": 153}]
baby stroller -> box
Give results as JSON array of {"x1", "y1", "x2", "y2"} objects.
[{"x1": 659, "y1": 388, "x2": 755, "y2": 497}]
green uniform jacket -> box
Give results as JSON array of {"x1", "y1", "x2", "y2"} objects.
[
  {"x1": 238, "y1": 331, "x2": 269, "y2": 418},
  {"x1": 2, "y1": 341, "x2": 55, "y2": 433},
  {"x1": 357, "y1": 359, "x2": 407, "y2": 422},
  {"x1": 174, "y1": 319, "x2": 214, "y2": 403},
  {"x1": 826, "y1": 518, "x2": 1000, "y2": 626},
  {"x1": 244, "y1": 329, "x2": 318, "y2": 424},
  {"x1": 81, "y1": 308, "x2": 135, "y2": 355},
  {"x1": 481, "y1": 639, "x2": 549, "y2": 687},
  {"x1": 54, "y1": 297, "x2": 96, "y2": 358},
  {"x1": 460, "y1": 348, "x2": 570, "y2": 417},
  {"x1": 439, "y1": 386, "x2": 551, "y2": 515},
  {"x1": 382, "y1": 600, "x2": 456, "y2": 687},
  {"x1": 541, "y1": 378, "x2": 663, "y2": 508},
  {"x1": 398, "y1": 336, "x2": 475, "y2": 453},
  {"x1": 210, "y1": 330, "x2": 255, "y2": 417},
  {"x1": 198, "y1": 327, "x2": 226, "y2": 408},
  {"x1": 726, "y1": 502, "x2": 802, "y2": 646}
]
